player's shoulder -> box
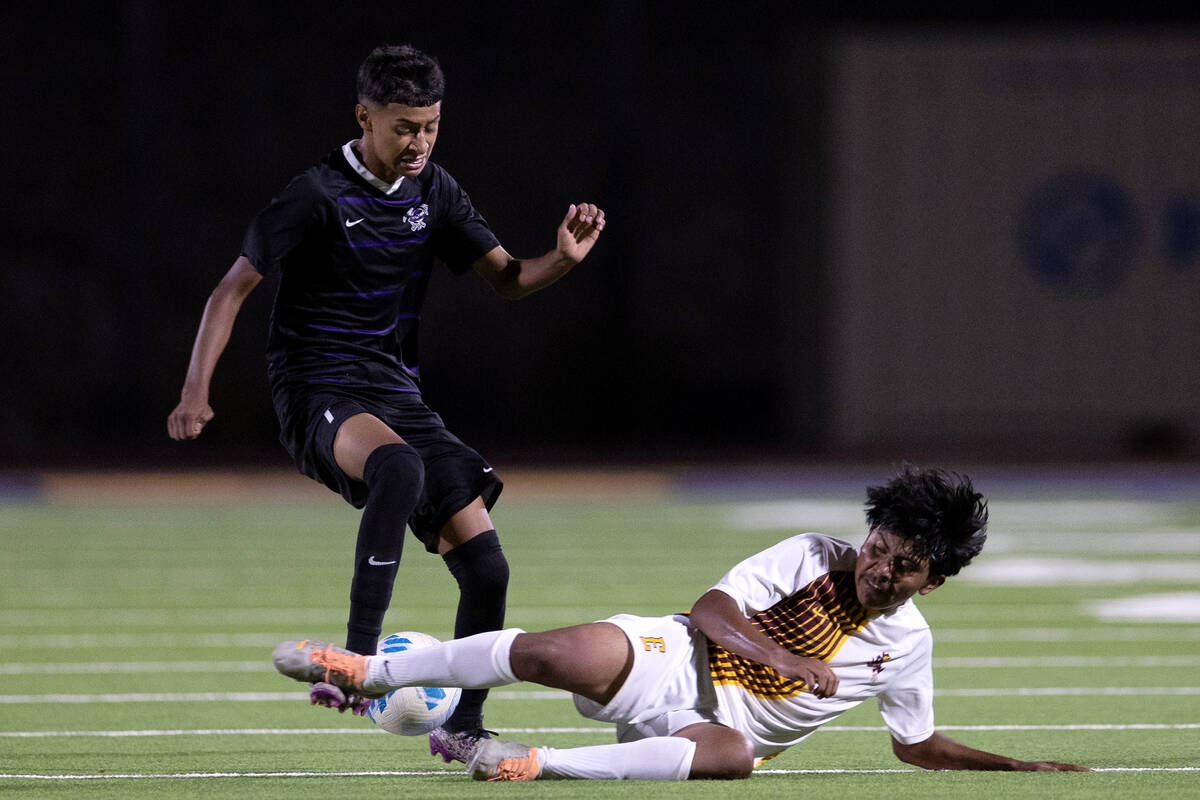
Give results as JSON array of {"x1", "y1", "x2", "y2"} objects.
[
  {"x1": 308, "y1": 147, "x2": 360, "y2": 193},
  {"x1": 424, "y1": 159, "x2": 454, "y2": 181},
  {"x1": 416, "y1": 160, "x2": 459, "y2": 191},
  {"x1": 270, "y1": 150, "x2": 348, "y2": 204},
  {"x1": 881, "y1": 597, "x2": 933, "y2": 637},
  {"x1": 894, "y1": 600, "x2": 932, "y2": 629},
  {"x1": 780, "y1": 532, "x2": 859, "y2": 571}
]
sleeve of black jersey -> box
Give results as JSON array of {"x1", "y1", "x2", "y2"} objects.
[
  {"x1": 240, "y1": 171, "x2": 325, "y2": 276},
  {"x1": 432, "y1": 167, "x2": 501, "y2": 275}
]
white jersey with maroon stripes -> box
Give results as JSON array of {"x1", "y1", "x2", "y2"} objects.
[{"x1": 705, "y1": 533, "x2": 935, "y2": 760}]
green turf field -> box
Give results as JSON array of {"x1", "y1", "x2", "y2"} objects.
[{"x1": 1, "y1": 467, "x2": 1198, "y2": 798}]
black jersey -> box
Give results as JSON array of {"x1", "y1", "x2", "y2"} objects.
[{"x1": 242, "y1": 142, "x2": 500, "y2": 394}]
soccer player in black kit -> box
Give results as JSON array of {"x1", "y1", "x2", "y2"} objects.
[{"x1": 167, "y1": 44, "x2": 606, "y2": 763}]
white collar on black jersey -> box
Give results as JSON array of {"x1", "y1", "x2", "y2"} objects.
[{"x1": 342, "y1": 141, "x2": 405, "y2": 195}]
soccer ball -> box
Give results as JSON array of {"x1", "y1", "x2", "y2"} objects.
[{"x1": 365, "y1": 632, "x2": 461, "y2": 736}]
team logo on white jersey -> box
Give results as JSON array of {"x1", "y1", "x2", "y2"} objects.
[
  {"x1": 869, "y1": 652, "x2": 891, "y2": 679},
  {"x1": 405, "y1": 203, "x2": 429, "y2": 231}
]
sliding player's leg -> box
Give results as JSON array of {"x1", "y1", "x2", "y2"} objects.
[
  {"x1": 469, "y1": 722, "x2": 753, "y2": 781},
  {"x1": 275, "y1": 618, "x2": 755, "y2": 780},
  {"x1": 275, "y1": 622, "x2": 631, "y2": 703}
]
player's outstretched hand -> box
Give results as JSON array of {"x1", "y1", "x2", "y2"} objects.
[
  {"x1": 557, "y1": 203, "x2": 605, "y2": 264},
  {"x1": 167, "y1": 396, "x2": 214, "y2": 440}
]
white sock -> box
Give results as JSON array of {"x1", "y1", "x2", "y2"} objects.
[
  {"x1": 363, "y1": 628, "x2": 524, "y2": 692},
  {"x1": 537, "y1": 736, "x2": 696, "y2": 780}
]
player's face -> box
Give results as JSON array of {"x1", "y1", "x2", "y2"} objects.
[
  {"x1": 854, "y1": 528, "x2": 944, "y2": 612},
  {"x1": 356, "y1": 101, "x2": 441, "y2": 182}
]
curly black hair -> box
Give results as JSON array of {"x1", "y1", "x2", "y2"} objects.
[
  {"x1": 357, "y1": 44, "x2": 445, "y2": 107},
  {"x1": 864, "y1": 465, "x2": 988, "y2": 577}
]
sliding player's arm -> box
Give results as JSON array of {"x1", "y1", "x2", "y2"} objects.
[
  {"x1": 892, "y1": 731, "x2": 1089, "y2": 772},
  {"x1": 689, "y1": 589, "x2": 839, "y2": 699},
  {"x1": 167, "y1": 256, "x2": 263, "y2": 440}
]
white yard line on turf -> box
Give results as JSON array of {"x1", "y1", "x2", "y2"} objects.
[
  {"x1": 0, "y1": 609, "x2": 351, "y2": 627},
  {"x1": 7, "y1": 654, "x2": 1200, "y2": 675},
  {"x1": 4, "y1": 687, "x2": 1200, "y2": 704},
  {"x1": 723, "y1": 499, "x2": 1185, "y2": 532},
  {"x1": 0, "y1": 661, "x2": 267, "y2": 674},
  {"x1": 935, "y1": 656, "x2": 1200, "y2": 668},
  {"x1": 963, "y1": 558, "x2": 1200, "y2": 584},
  {"x1": 758, "y1": 767, "x2": 1200, "y2": 772},
  {"x1": 0, "y1": 690, "x2": 568, "y2": 703},
  {"x1": 936, "y1": 687, "x2": 1200, "y2": 697},
  {"x1": 1, "y1": 767, "x2": 1196, "y2": 780},
  {"x1": 936, "y1": 627, "x2": 1200, "y2": 642},
  {"x1": 3, "y1": 723, "x2": 1197, "y2": 738},
  {"x1": 0, "y1": 633, "x2": 289, "y2": 648},
  {"x1": 7, "y1": 627, "x2": 1200, "y2": 649},
  {"x1": 0, "y1": 604, "x2": 596, "y2": 628},
  {"x1": 0, "y1": 771, "x2": 456, "y2": 780}
]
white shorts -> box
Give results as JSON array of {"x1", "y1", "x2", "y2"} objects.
[{"x1": 572, "y1": 614, "x2": 720, "y2": 742}]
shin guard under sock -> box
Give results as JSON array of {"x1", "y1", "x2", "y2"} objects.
[
  {"x1": 345, "y1": 442, "x2": 424, "y2": 656},
  {"x1": 441, "y1": 530, "x2": 509, "y2": 730}
]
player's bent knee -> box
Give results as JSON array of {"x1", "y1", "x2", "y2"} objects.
[
  {"x1": 692, "y1": 747, "x2": 754, "y2": 779},
  {"x1": 691, "y1": 755, "x2": 754, "y2": 780},
  {"x1": 683, "y1": 728, "x2": 755, "y2": 780},
  {"x1": 471, "y1": 546, "x2": 509, "y2": 594},
  {"x1": 473, "y1": 559, "x2": 509, "y2": 597},
  {"x1": 363, "y1": 442, "x2": 425, "y2": 500},
  {"x1": 509, "y1": 632, "x2": 562, "y2": 685}
]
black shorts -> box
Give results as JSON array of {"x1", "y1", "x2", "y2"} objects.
[{"x1": 271, "y1": 382, "x2": 502, "y2": 553}]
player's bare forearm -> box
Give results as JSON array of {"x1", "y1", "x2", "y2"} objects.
[
  {"x1": 474, "y1": 203, "x2": 605, "y2": 300},
  {"x1": 892, "y1": 732, "x2": 1089, "y2": 772},
  {"x1": 167, "y1": 257, "x2": 262, "y2": 440},
  {"x1": 498, "y1": 251, "x2": 578, "y2": 299},
  {"x1": 689, "y1": 590, "x2": 839, "y2": 698}
]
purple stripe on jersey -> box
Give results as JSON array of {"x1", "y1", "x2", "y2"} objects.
[
  {"x1": 307, "y1": 313, "x2": 419, "y2": 336},
  {"x1": 347, "y1": 232, "x2": 432, "y2": 249},
  {"x1": 318, "y1": 352, "x2": 357, "y2": 359},
  {"x1": 338, "y1": 195, "x2": 424, "y2": 206},
  {"x1": 308, "y1": 321, "x2": 399, "y2": 336},
  {"x1": 322, "y1": 288, "x2": 401, "y2": 298}
]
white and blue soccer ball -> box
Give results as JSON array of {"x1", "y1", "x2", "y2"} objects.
[{"x1": 365, "y1": 631, "x2": 462, "y2": 736}]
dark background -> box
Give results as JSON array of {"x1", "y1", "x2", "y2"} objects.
[{"x1": 3, "y1": 3, "x2": 1194, "y2": 471}]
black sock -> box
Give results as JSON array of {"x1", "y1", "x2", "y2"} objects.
[
  {"x1": 440, "y1": 530, "x2": 509, "y2": 731},
  {"x1": 345, "y1": 442, "x2": 424, "y2": 656}
]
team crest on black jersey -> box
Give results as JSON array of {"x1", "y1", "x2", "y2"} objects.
[{"x1": 405, "y1": 203, "x2": 430, "y2": 231}]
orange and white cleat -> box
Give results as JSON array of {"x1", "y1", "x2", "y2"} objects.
[
  {"x1": 467, "y1": 738, "x2": 542, "y2": 781},
  {"x1": 272, "y1": 639, "x2": 384, "y2": 698}
]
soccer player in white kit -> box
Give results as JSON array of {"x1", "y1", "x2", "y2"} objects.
[{"x1": 274, "y1": 466, "x2": 1089, "y2": 780}]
